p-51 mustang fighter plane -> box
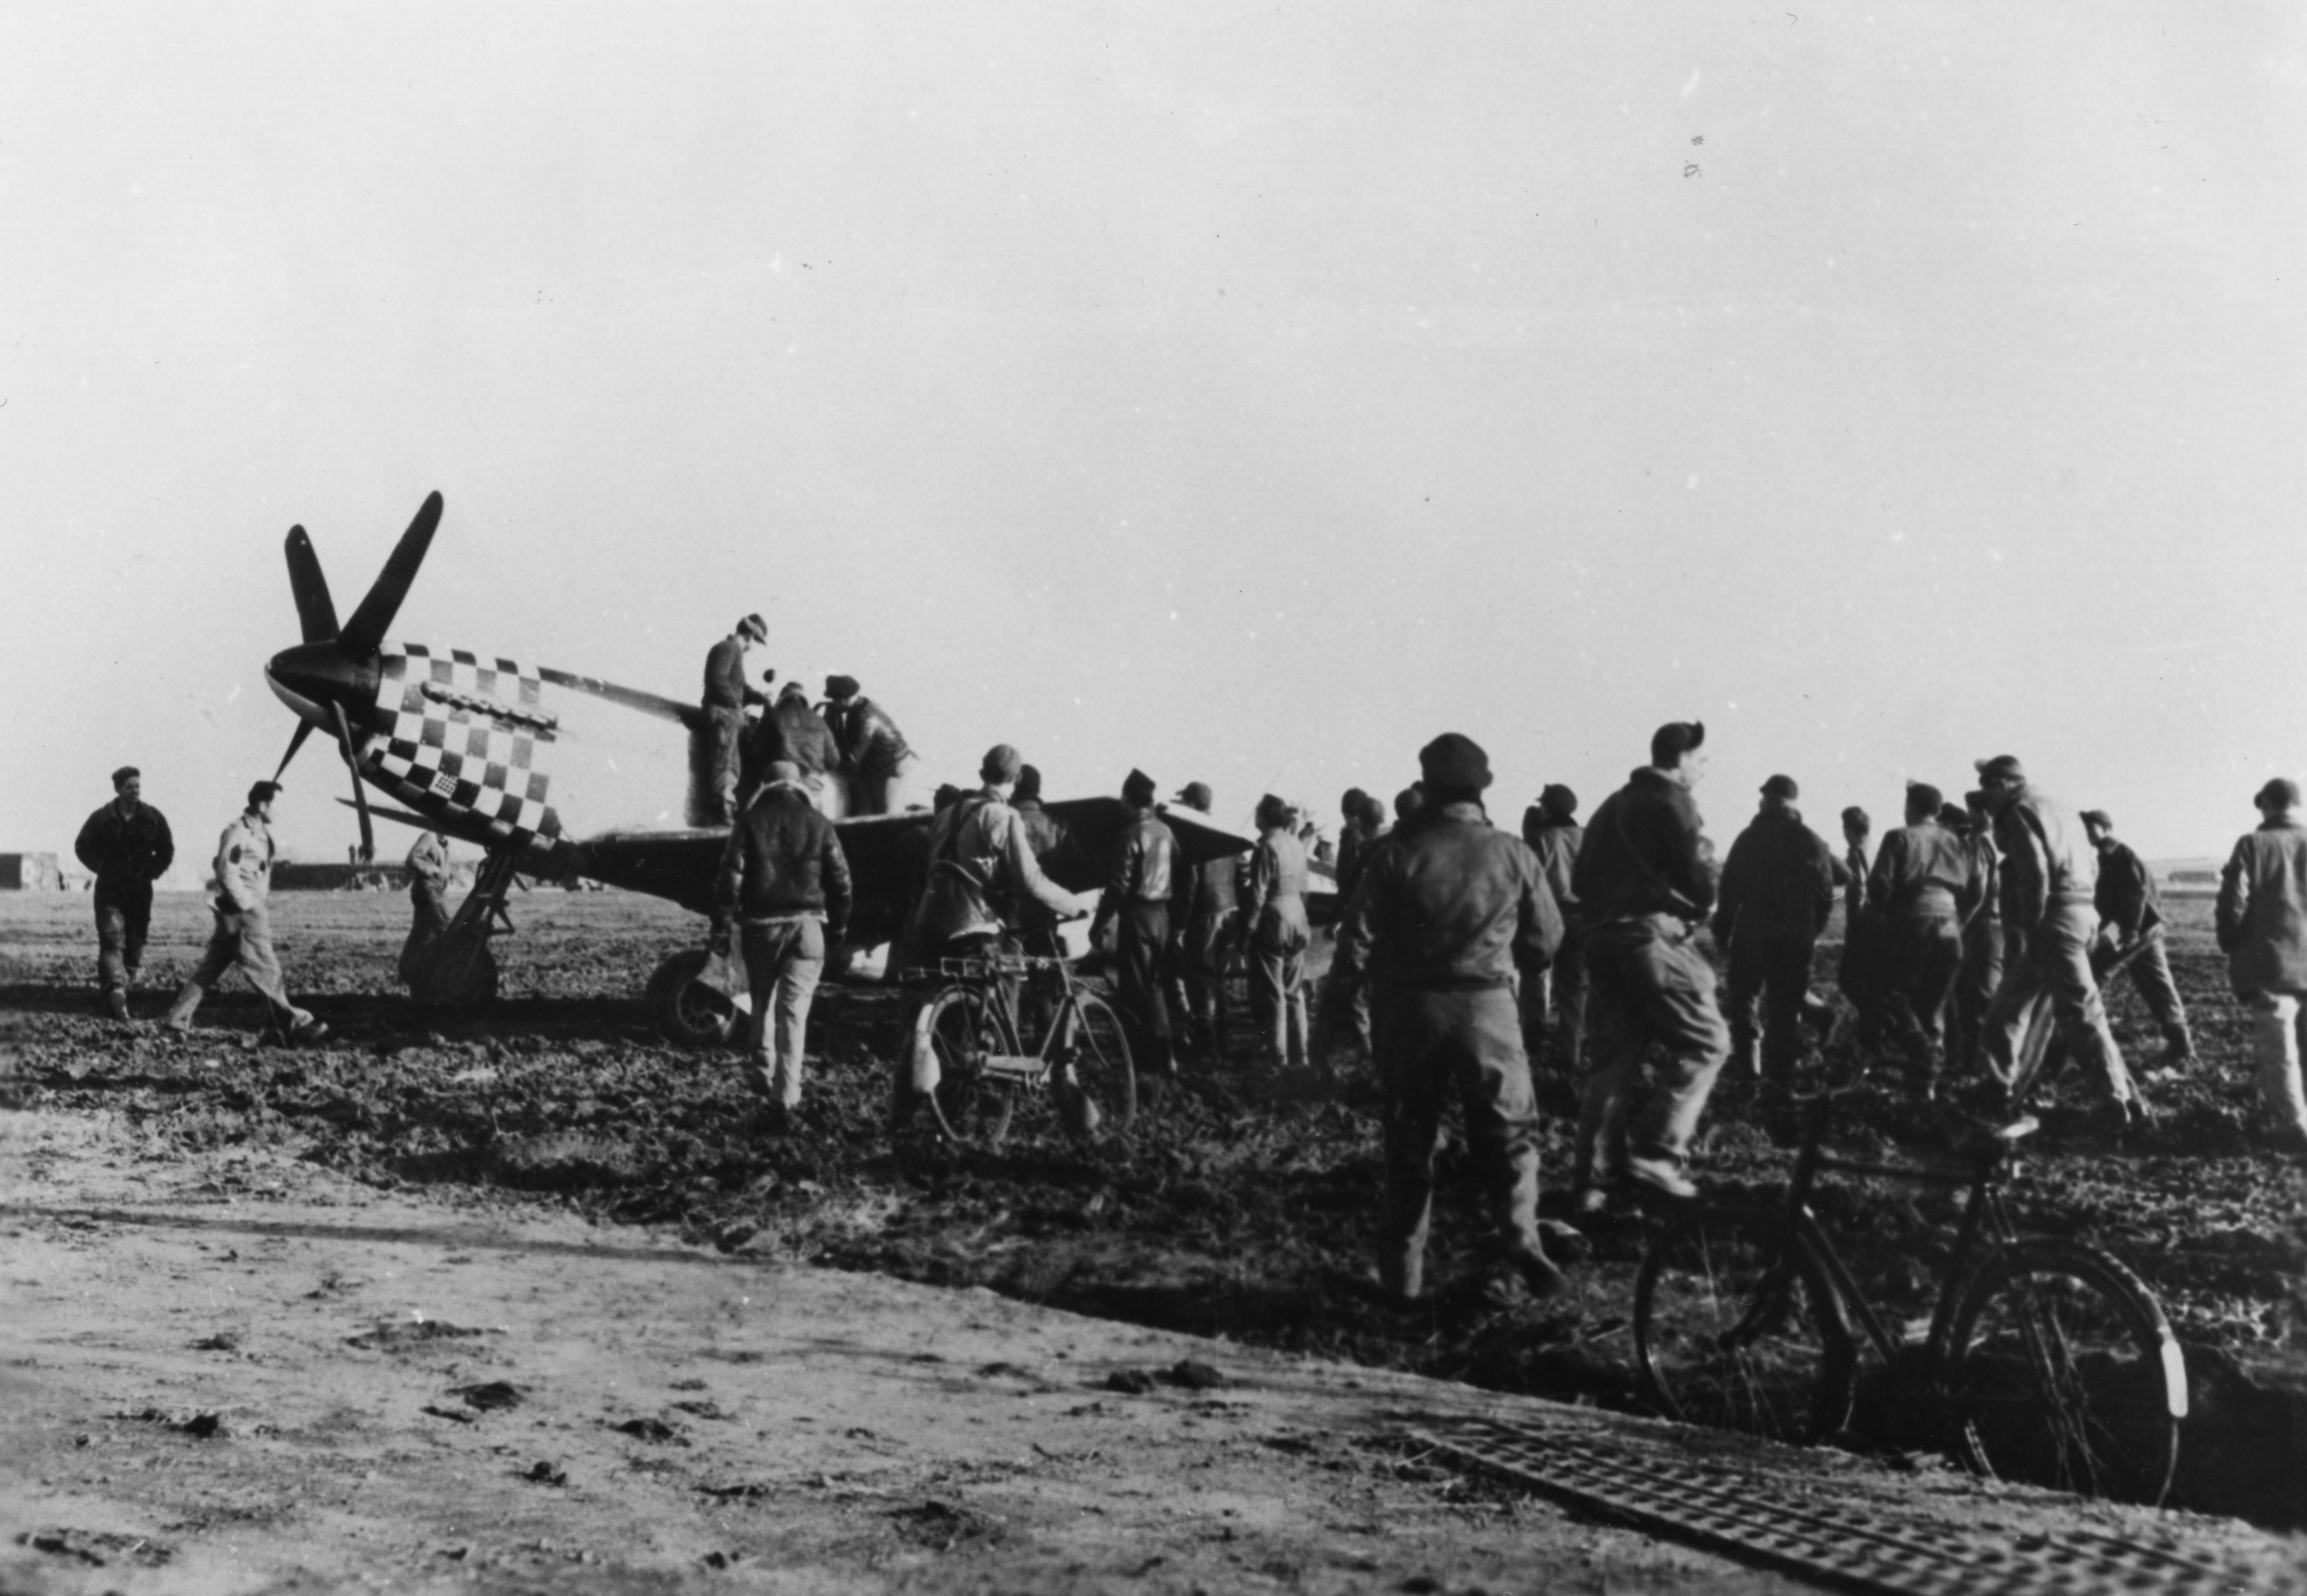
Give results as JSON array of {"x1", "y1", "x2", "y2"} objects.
[{"x1": 262, "y1": 492, "x2": 1253, "y2": 1043}]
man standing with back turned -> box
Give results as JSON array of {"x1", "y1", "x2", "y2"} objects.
[
  {"x1": 2081, "y1": 809, "x2": 2196, "y2": 1067},
  {"x1": 1711, "y1": 773, "x2": 1837, "y2": 1130},
  {"x1": 1573, "y1": 721, "x2": 1730, "y2": 1201},
  {"x1": 1091, "y1": 768, "x2": 1183, "y2": 1080},
  {"x1": 2215, "y1": 778, "x2": 2307, "y2": 1151},
  {"x1": 1329, "y1": 733, "x2": 1566, "y2": 1303},
  {"x1": 75, "y1": 765, "x2": 175, "y2": 1020}
]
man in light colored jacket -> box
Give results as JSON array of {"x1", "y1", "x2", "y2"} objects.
[
  {"x1": 2215, "y1": 777, "x2": 2307, "y2": 1151},
  {"x1": 1975, "y1": 755, "x2": 2140, "y2": 1124},
  {"x1": 163, "y1": 782, "x2": 327, "y2": 1044}
]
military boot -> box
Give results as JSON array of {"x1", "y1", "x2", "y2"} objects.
[{"x1": 105, "y1": 989, "x2": 130, "y2": 1023}]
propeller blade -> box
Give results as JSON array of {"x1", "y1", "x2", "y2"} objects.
[
  {"x1": 330, "y1": 700, "x2": 376, "y2": 864},
  {"x1": 284, "y1": 525, "x2": 339, "y2": 643},
  {"x1": 336, "y1": 491, "x2": 443, "y2": 659},
  {"x1": 272, "y1": 718, "x2": 318, "y2": 783}
]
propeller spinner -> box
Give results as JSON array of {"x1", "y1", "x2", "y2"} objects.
[{"x1": 263, "y1": 492, "x2": 444, "y2": 863}]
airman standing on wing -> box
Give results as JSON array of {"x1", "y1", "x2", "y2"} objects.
[
  {"x1": 753, "y1": 682, "x2": 842, "y2": 814},
  {"x1": 163, "y1": 782, "x2": 328, "y2": 1045},
  {"x1": 701, "y1": 615, "x2": 769, "y2": 824},
  {"x1": 822, "y1": 676, "x2": 920, "y2": 815},
  {"x1": 74, "y1": 765, "x2": 175, "y2": 1021}
]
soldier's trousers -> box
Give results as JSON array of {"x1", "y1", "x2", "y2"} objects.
[
  {"x1": 2111, "y1": 927, "x2": 2192, "y2": 1050},
  {"x1": 1113, "y1": 901, "x2": 1174, "y2": 1075},
  {"x1": 741, "y1": 916, "x2": 826, "y2": 1108},
  {"x1": 165, "y1": 903, "x2": 313, "y2": 1035},
  {"x1": 1578, "y1": 920, "x2": 1731, "y2": 1178},
  {"x1": 1723, "y1": 922, "x2": 1816, "y2": 1096},
  {"x1": 93, "y1": 878, "x2": 153, "y2": 997},
  {"x1": 705, "y1": 706, "x2": 744, "y2": 824},
  {"x1": 2241, "y1": 991, "x2": 2307, "y2": 1134},
  {"x1": 1952, "y1": 917, "x2": 2003, "y2": 1068},
  {"x1": 1252, "y1": 939, "x2": 1309, "y2": 1070},
  {"x1": 1517, "y1": 920, "x2": 1587, "y2": 1076},
  {"x1": 1168, "y1": 910, "x2": 1231, "y2": 1046},
  {"x1": 1984, "y1": 904, "x2": 2133, "y2": 1105},
  {"x1": 1376, "y1": 984, "x2": 1543, "y2": 1293},
  {"x1": 1867, "y1": 915, "x2": 1964, "y2": 1080}
]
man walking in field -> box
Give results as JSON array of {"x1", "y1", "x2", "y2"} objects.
[
  {"x1": 74, "y1": 765, "x2": 175, "y2": 1021},
  {"x1": 2081, "y1": 809, "x2": 2196, "y2": 1066},
  {"x1": 1863, "y1": 782, "x2": 1983, "y2": 1095},
  {"x1": 1712, "y1": 774, "x2": 1838, "y2": 1132},
  {"x1": 163, "y1": 782, "x2": 328, "y2": 1045},
  {"x1": 1975, "y1": 755, "x2": 2143, "y2": 1126}
]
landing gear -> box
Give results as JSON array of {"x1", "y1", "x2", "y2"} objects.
[
  {"x1": 646, "y1": 947, "x2": 743, "y2": 1048},
  {"x1": 406, "y1": 848, "x2": 521, "y2": 1010}
]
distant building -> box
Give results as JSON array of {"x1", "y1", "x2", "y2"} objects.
[{"x1": 0, "y1": 853, "x2": 64, "y2": 891}]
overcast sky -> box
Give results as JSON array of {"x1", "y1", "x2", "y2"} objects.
[{"x1": 3, "y1": 3, "x2": 2301, "y2": 874}]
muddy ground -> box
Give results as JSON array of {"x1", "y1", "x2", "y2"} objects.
[{"x1": 3, "y1": 886, "x2": 2304, "y2": 1581}]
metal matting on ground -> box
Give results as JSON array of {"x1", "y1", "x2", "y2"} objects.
[{"x1": 1408, "y1": 1413, "x2": 2299, "y2": 1596}]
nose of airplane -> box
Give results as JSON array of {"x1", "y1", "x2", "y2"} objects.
[{"x1": 265, "y1": 640, "x2": 381, "y2": 727}]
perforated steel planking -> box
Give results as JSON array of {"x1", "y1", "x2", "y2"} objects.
[{"x1": 1408, "y1": 1414, "x2": 2297, "y2": 1596}]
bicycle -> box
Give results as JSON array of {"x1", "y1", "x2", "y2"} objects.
[
  {"x1": 906, "y1": 949, "x2": 1137, "y2": 1145},
  {"x1": 1630, "y1": 1054, "x2": 2188, "y2": 1506}
]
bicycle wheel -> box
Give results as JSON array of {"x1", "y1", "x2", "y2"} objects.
[
  {"x1": 921, "y1": 987, "x2": 1021, "y2": 1145},
  {"x1": 1633, "y1": 1204, "x2": 1855, "y2": 1445},
  {"x1": 1045, "y1": 992, "x2": 1136, "y2": 1138},
  {"x1": 1937, "y1": 1238, "x2": 2184, "y2": 1505}
]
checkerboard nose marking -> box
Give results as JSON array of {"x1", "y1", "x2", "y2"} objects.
[{"x1": 368, "y1": 644, "x2": 563, "y2": 844}]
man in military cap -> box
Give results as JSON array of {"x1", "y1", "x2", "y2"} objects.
[
  {"x1": 2081, "y1": 809, "x2": 2196, "y2": 1066},
  {"x1": 1329, "y1": 732, "x2": 1566, "y2": 1302},
  {"x1": 713, "y1": 758, "x2": 852, "y2": 1117},
  {"x1": 2215, "y1": 778, "x2": 2307, "y2": 1150},
  {"x1": 1519, "y1": 783, "x2": 1586, "y2": 1079},
  {"x1": 1974, "y1": 755, "x2": 2143, "y2": 1124},
  {"x1": 750, "y1": 682, "x2": 841, "y2": 814},
  {"x1": 163, "y1": 782, "x2": 328, "y2": 1044},
  {"x1": 1091, "y1": 769, "x2": 1183, "y2": 1078},
  {"x1": 912, "y1": 744, "x2": 1093, "y2": 966},
  {"x1": 1572, "y1": 721, "x2": 1729, "y2": 1201},
  {"x1": 1712, "y1": 774, "x2": 1838, "y2": 1129},
  {"x1": 1863, "y1": 782, "x2": 1984, "y2": 1093},
  {"x1": 823, "y1": 675, "x2": 919, "y2": 815},
  {"x1": 74, "y1": 765, "x2": 175, "y2": 1020},
  {"x1": 1168, "y1": 780, "x2": 1238, "y2": 1060},
  {"x1": 700, "y1": 614, "x2": 769, "y2": 823}
]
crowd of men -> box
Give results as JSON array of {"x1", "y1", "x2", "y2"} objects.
[
  {"x1": 700, "y1": 613, "x2": 920, "y2": 823},
  {"x1": 76, "y1": 688, "x2": 2307, "y2": 1306}
]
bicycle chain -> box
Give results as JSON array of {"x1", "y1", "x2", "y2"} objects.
[{"x1": 1408, "y1": 1413, "x2": 2298, "y2": 1596}]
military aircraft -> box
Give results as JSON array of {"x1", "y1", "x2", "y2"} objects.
[{"x1": 262, "y1": 491, "x2": 1254, "y2": 1043}]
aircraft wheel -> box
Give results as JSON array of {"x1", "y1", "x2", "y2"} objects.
[
  {"x1": 647, "y1": 949, "x2": 738, "y2": 1048},
  {"x1": 412, "y1": 938, "x2": 499, "y2": 1010}
]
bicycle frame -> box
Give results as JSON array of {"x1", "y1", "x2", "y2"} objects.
[
  {"x1": 931, "y1": 953, "x2": 1091, "y2": 1085},
  {"x1": 1769, "y1": 1080, "x2": 2029, "y2": 1368}
]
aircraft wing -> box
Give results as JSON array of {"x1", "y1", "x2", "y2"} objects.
[
  {"x1": 564, "y1": 810, "x2": 934, "y2": 946},
  {"x1": 1037, "y1": 798, "x2": 1256, "y2": 895}
]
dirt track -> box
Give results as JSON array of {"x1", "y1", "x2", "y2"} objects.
[{"x1": 3, "y1": 888, "x2": 2306, "y2": 1590}]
